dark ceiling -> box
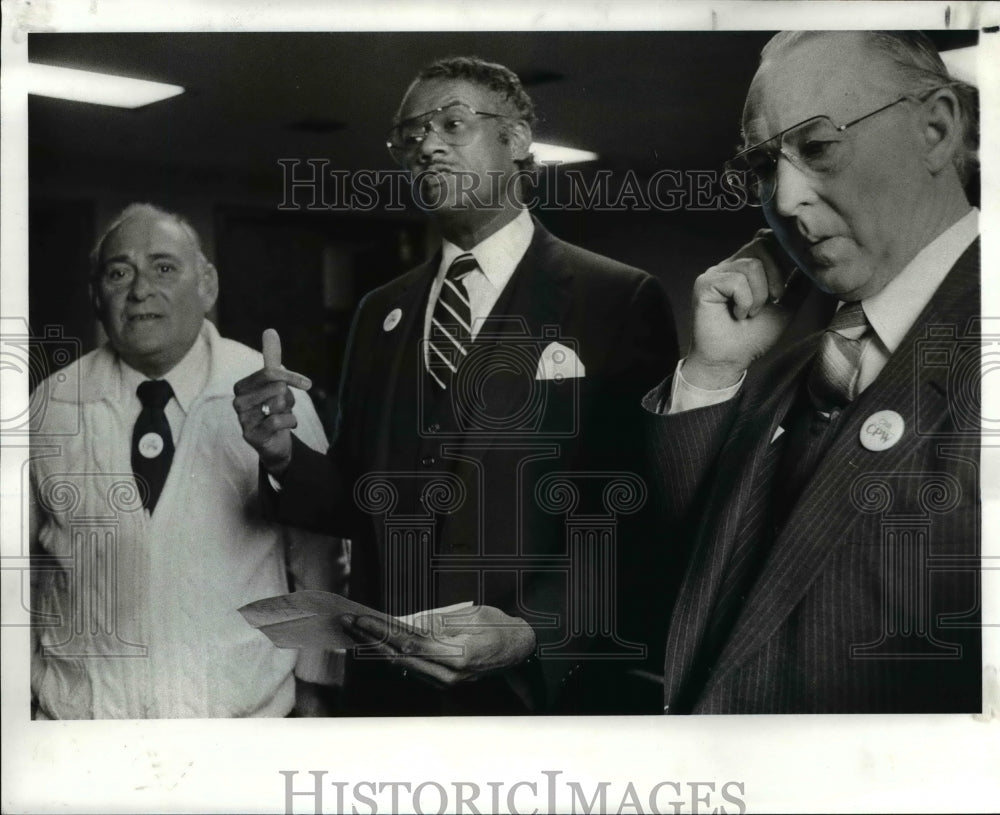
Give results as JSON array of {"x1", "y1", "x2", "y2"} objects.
[{"x1": 28, "y1": 31, "x2": 977, "y2": 192}]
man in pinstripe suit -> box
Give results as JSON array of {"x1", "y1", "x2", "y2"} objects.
[{"x1": 644, "y1": 31, "x2": 981, "y2": 713}]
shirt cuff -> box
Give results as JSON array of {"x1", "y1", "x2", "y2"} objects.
[{"x1": 666, "y1": 359, "x2": 745, "y2": 414}]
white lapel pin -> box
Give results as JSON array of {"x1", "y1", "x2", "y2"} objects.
[
  {"x1": 138, "y1": 432, "x2": 165, "y2": 458},
  {"x1": 383, "y1": 308, "x2": 402, "y2": 332},
  {"x1": 860, "y1": 410, "x2": 905, "y2": 452}
]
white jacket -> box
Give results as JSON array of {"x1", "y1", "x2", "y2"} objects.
[{"x1": 30, "y1": 321, "x2": 338, "y2": 718}]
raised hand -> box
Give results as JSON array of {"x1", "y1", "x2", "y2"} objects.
[
  {"x1": 233, "y1": 328, "x2": 313, "y2": 477},
  {"x1": 683, "y1": 229, "x2": 807, "y2": 389}
]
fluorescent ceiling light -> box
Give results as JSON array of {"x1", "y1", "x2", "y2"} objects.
[
  {"x1": 27, "y1": 63, "x2": 184, "y2": 109},
  {"x1": 941, "y1": 46, "x2": 977, "y2": 85},
  {"x1": 532, "y1": 142, "x2": 598, "y2": 165}
]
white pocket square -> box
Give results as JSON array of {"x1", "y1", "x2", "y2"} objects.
[{"x1": 535, "y1": 341, "x2": 585, "y2": 381}]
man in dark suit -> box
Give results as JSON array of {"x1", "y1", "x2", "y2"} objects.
[
  {"x1": 234, "y1": 56, "x2": 677, "y2": 713},
  {"x1": 644, "y1": 31, "x2": 980, "y2": 713}
]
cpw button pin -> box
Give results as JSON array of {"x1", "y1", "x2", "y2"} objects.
[
  {"x1": 138, "y1": 432, "x2": 165, "y2": 458},
  {"x1": 860, "y1": 410, "x2": 905, "y2": 452},
  {"x1": 383, "y1": 308, "x2": 402, "y2": 332}
]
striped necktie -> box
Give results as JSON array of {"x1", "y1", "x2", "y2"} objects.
[
  {"x1": 806, "y1": 301, "x2": 873, "y2": 412},
  {"x1": 427, "y1": 253, "x2": 477, "y2": 389}
]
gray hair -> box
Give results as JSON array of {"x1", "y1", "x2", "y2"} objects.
[
  {"x1": 759, "y1": 31, "x2": 979, "y2": 184},
  {"x1": 90, "y1": 202, "x2": 209, "y2": 278}
]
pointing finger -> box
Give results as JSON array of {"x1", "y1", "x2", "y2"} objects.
[
  {"x1": 259, "y1": 329, "x2": 312, "y2": 391},
  {"x1": 277, "y1": 368, "x2": 313, "y2": 392},
  {"x1": 262, "y1": 328, "x2": 282, "y2": 371}
]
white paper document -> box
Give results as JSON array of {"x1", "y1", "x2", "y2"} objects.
[{"x1": 239, "y1": 590, "x2": 473, "y2": 650}]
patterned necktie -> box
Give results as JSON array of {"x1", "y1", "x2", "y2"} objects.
[
  {"x1": 132, "y1": 379, "x2": 175, "y2": 512},
  {"x1": 427, "y1": 253, "x2": 477, "y2": 389},
  {"x1": 806, "y1": 301, "x2": 873, "y2": 411}
]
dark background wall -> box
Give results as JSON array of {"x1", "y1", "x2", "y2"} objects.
[{"x1": 28, "y1": 31, "x2": 977, "y2": 427}]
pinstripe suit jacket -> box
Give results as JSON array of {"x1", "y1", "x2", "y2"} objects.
[{"x1": 643, "y1": 241, "x2": 981, "y2": 714}]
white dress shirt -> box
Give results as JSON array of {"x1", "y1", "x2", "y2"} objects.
[
  {"x1": 668, "y1": 208, "x2": 980, "y2": 414},
  {"x1": 270, "y1": 211, "x2": 536, "y2": 495},
  {"x1": 118, "y1": 329, "x2": 210, "y2": 444},
  {"x1": 422, "y1": 208, "x2": 534, "y2": 369}
]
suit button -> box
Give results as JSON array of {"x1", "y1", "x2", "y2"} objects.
[
  {"x1": 421, "y1": 456, "x2": 436, "y2": 466},
  {"x1": 427, "y1": 423, "x2": 440, "y2": 433}
]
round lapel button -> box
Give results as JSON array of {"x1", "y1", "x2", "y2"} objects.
[
  {"x1": 138, "y1": 432, "x2": 165, "y2": 459},
  {"x1": 383, "y1": 308, "x2": 402, "y2": 332},
  {"x1": 860, "y1": 410, "x2": 905, "y2": 452}
]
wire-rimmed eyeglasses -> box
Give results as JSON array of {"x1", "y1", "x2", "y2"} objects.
[
  {"x1": 386, "y1": 102, "x2": 510, "y2": 166},
  {"x1": 723, "y1": 86, "x2": 953, "y2": 207}
]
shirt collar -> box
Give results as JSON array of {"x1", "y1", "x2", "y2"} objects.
[
  {"x1": 439, "y1": 208, "x2": 534, "y2": 289},
  {"x1": 118, "y1": 326, "x2": 211, "y2": 414},
  {"x1": 862, "y1": 208, "x2": 979, "y2": 354}
]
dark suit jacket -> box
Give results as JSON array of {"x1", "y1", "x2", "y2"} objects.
[
  {"x1": 271, "y1": 220, "x2": 678, "y2": 712},
  {"x1": 643, "y1": 241, "x2": 981, "y2": 714}
]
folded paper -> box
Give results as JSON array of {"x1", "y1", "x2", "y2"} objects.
[{"x1": 239, "y1": 590, "x2": 473, "y2": 650}]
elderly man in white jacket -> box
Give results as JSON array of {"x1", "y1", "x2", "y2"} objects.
[{"x1": 30, "y1": 203, "x2": 340, "y2": 718}]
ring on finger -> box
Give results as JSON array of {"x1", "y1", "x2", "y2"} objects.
[{"x1": 260, "y1": 403, "x2": 272, "y2": 417}]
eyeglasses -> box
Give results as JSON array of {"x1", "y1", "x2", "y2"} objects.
[
  {"x1": 386, "y1": 102, "x2": 509, "y2": 165},
  {"x1": 723, "y1": 87, "x2": 949, "y2": 207}
]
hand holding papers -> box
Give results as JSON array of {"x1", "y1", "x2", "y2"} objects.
[
  {"x1": 239, "y1": 590, "x2": 386, "y2": 651},
  {"x1": 240, "y1": 592, "x2": 536, "y2": 689},
  {"x1": 343, "y1": 604, "x2": 537, "y2": 688},
  {"x1": 239, "y1": 590, "x2": 473, "y2": 652}
]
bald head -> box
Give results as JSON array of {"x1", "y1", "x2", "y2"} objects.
[
  {"x1": 746, "y1": 31, "x2": 977, "y2": 182},
  {"x1": 92, "y1": 204, "x2": 218, "y2": 378}
]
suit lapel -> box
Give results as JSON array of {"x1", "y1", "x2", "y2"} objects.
[
  {"x1": 662, "y1": 342, "x2": 814, "y2": 708},
  {"x1": 704, "y1": 241, "x2": 981, "y2": 691},
  {"x1": 456, "y1": 221, "x2": 573, "y2": 452},
  {"x1": 368, "y1": 256, "x2": 438, "y2": 471}
]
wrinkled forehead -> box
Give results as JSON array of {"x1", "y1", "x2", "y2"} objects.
[
  {"x1": 741, "y1": 33, "x2": 901, "y2": 145},
  {"x1": 101, "y1": 214, "x2": 198, "y2": 264},
  {"x1": 396, "y1": 77, "x2": 502, "y2": 124}
]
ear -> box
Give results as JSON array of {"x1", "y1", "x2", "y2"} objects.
[
  {"x1": 919, "y1": 87, "x2": 962, "y2": 175},
  {"x1": 89, "y1": 280, "x2": 103, "y2": 319},
  {"x1": 505, "y1": 119, "x2": 533, "y2": 164},
  {"x1": 199, "y1": 261, "x2": 220, "y2": 312}
]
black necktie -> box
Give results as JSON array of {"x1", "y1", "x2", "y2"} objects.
[
  {"x1": 132, "y1": 380, "x2": 175, "y2": 512},
  {"x1": 427, "y1": 253, "x2": 477, "y2": 389}
]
